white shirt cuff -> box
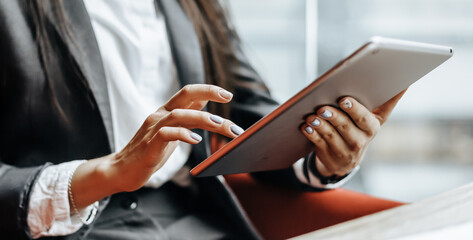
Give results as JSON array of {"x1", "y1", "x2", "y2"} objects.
[
  {"x1": 293, "y1": 157, "x2": 360, "y2": 189},
  {"x1": 27, "y1": 160, "x2": 99, "y2": 239}
]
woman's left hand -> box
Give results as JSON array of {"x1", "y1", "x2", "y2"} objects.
[{"x1": 301, "y1": 90, "x2": 406, "y2": 177}]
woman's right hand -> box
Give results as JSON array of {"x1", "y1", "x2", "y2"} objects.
[
  {"x1": 108, "y1": 84, "x2": 242, "y2": 192},
  {"x1": 71, "y1": 84, "x2": 242, "y2": 208}
]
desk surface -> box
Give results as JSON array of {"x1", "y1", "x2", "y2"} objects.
[{"x1": 292, "y1": 182, "x2": 473, "y2": 240}]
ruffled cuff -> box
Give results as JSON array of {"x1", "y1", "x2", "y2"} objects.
[{"x1": 27, "y1": 160, "x2": 99, "y2": 239}]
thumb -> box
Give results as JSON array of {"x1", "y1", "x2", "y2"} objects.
[{"x1": 373, "y1": 89, "x2": 408, "y2": 125}]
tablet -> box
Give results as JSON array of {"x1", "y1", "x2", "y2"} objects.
[{"x1": 191, "y1": 36, "x2": 453, "y2": 177}]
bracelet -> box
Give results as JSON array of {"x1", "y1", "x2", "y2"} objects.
[
  {"x1": 68, "y1": 164, "x2": 98, "y2": 225},
  {"x1": 308, "y1": 153, "x2": 350, "y2": 185}
]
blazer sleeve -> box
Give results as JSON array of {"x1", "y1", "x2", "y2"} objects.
[{"x1": 0, "y1": 161, "x2": 50, "y2": 237}]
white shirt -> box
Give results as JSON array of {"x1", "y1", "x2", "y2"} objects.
[
  {"x1": 26, "y1": 0, "x2": 351, "y2": 238},
  {"x1": 84, "y1": 0, "x2": 192, "y2": 188}
]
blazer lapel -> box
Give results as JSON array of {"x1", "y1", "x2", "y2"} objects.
[
  {"x1": 156, "y1": 0, "x2": 205, "y2": 87},
  {"x1": 157, "y1": 0, "x2": 210, "y2": 164},
  {"x1": 48, "y1": 0, "x2": 115, "y2": 151}
]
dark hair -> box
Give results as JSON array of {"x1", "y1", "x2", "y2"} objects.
[
  {"x1": 180, "y1": 0, "x2": 237, "y2": 118},
  {"x1": 25, "y1": 0, "x2": 95, "y2": 122},
  {"x1": 27, "y1": 0, "x2": 237, "y2": 119}
]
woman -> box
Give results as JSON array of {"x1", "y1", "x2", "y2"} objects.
[{"x1": 0, "y1": 0, "x2": 403, "y2": 239}]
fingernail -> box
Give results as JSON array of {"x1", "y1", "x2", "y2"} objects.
[
  {"x1": 341, "y1": 99, "x2": 352, "y2": 109},
  {"x1": 230, "y1": 125, "x2": 244, "y2": 136},
  {"x1": 305, "y1": 126, "x2": 313, "y2": 134},
  {"x1": 320, "y1": 110, "x2": 332, "y2": 119},
  {"x1": 190, "y1": 132, "x2": 202, "y2": 142},
  {"x1": 310, "y1": 118, "x2": 321, "y2": 127},
  {"x1": 210, "y1": 114, "x2": 224, "y2": 124},
  {"x1": 219, "y1": 89, "x2": 233, "y2": 100}
]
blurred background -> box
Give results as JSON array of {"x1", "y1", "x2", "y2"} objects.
[{"x1": 228, "y1": 0, "x2": 473, "y2": 202}]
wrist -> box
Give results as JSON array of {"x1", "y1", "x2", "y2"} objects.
[
  {"x1": 98, "y1": 152, "x2": 153, "y2": 193},
  {"x1": 71, "y1": 154, "x2": 118, "y2": 209},
  {"x1": 311, "y1": 156, "x2": 350, "y2": 185},
  {"x1": 93, "y1": 153, "x2": 125, "y2": 194},
  {"x1": 315, "y1": 158, "x2": 333, "y2": 177}
]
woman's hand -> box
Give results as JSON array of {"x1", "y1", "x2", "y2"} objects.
[
  {"x1": 106, "y1": 84, "x2": 243, "y2": 192},
  {"x1": 71, "y1": 84, "x2": 243, "y2": 208},
  {"x1": 301, "y1": 90, "x2": 406, "y2": 177}
]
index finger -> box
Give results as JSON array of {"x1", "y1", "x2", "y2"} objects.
[{"x1": 163, "y1": 84, "x2": 233, "y2": 111}]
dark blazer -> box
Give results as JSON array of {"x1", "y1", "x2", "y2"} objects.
[{"x1": 0, "y1": 0, "x2": 312, "y2": 239}]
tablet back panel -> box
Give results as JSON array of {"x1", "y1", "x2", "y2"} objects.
[{"x1": 191, "y1": 37, "x2": 453, "y2": 177}]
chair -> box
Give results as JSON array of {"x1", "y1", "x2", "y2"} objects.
[
  {"x1": 211, "y1": 135, "x2": 404, "y2": 239},
  {"x1": 224, "y1": 174, "x2": 404, "y2": 240}
]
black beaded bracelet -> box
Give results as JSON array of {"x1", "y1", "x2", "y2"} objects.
[{"x1": 307, "y1": 153, "x2": 350, "y2": 185}]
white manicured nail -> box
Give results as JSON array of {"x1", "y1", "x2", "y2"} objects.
[
  {"x1": 310, "y1": 118, "x2": 321, "y2": 127},
  {"x1": 341, "y1": 99, "x2": 352, "y2": 109},
  {"x1": 320, "y1": 110, "x2": 332, "y2": 119},
  {"x1": 219, "y1": 89, "x2": 233, "y2": 100},
  {"x1": 231, "y1": 125, "x2": 244, "y2": 136},
  {"x1": 210, "y1": 114, "x2": 224, "y2": 124},
  {"x1": 305, "y1": 126, "x2": 314, "y2": 134},
  {"x1": 190, "y1": 132, "x2": 202, "y2": 142}
]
